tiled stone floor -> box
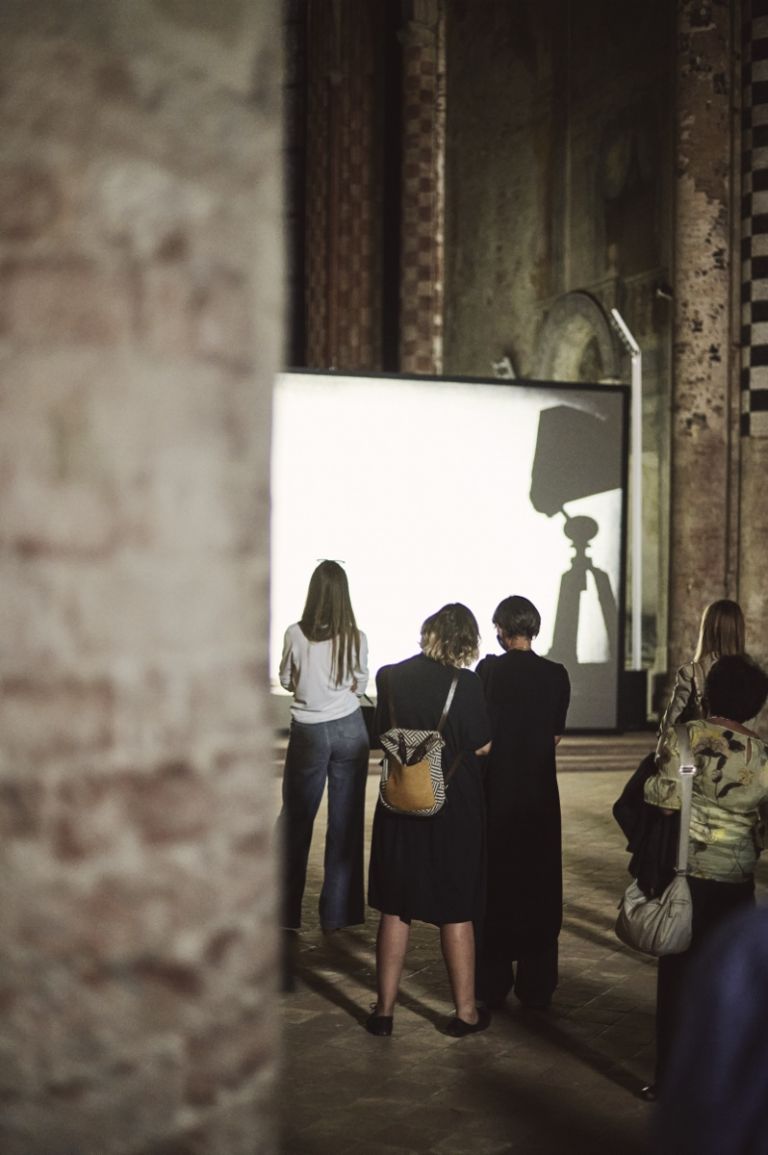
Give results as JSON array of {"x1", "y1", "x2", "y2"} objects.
[{"x1": 277, "y1": 733, "x2": 768, "y2": 1154}]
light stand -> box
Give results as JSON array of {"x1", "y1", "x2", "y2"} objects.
[{"x1": 610, "y1": 308, "x2": 642, "y2": 674}]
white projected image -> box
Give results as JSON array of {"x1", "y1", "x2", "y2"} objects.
[{"x1": 271, "y1": 372, "x2": 626, "y2": 728}]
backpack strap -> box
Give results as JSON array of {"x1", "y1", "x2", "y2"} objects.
[
  {"x1": 444, "y1": 750, "x2": 464, "y2": 787},
  {"x1": 385, "y1": 670, "x2": 398, "y2": 731},
  {"x1": 386, "y1": 671, "x2": 459, "y2": 733},
  {"x1": 436, "y1": 674, "x2": 462, "y2": 784},
  {"x1": 436, "y1": 674, "x2": 459, "y2": 733}
]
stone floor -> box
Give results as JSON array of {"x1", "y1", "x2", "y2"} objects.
[{"x1": 277, "y1": 734, "x2": 767, "y2": 1155}]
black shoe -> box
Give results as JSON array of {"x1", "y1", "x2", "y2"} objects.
[
  {"x1": 518, "y1": 999, "x2": 551, "y2": 1011},
  {"x1": 639, "y1": 1083, "x2": 657, "y2": 1102},
  {"x1": 365, "y1": 1012, "x2": 393, "y2": 1037},
  {"x1": 445, "y1": 1007, "x2": 492, "y2": 1037}
]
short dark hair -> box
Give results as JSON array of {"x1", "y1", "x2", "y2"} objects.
[
  {"x1": 704, "y1": 654, "x2": 768, "y2": 723},
  {"x1": 493, "y1": 595, "x2": 541, "y2": 640}
]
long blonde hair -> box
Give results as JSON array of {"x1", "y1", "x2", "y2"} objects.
[
  {"x1": 299, "y1": 561, "x2": 361, "y2": 685},
  {"x1": 693, "y1": 599, "x2": 745, "y2": 662}
]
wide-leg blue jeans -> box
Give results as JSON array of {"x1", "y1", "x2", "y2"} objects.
[{"x1": 279, "y1": 708, "x2": 369, "y2": 931}]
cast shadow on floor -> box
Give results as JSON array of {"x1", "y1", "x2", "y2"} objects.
[
  {"x1": 496, "y1": 999, "x2": 649, "y2": 1097},
  {"x1": 288, "y1": 934, "x2": 653, "y2": 1095},
  {"x1": 288, "y1": 931, "x2": 446, "y2": 1029}
]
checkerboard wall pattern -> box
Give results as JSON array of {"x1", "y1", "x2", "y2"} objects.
[
  {"x1": 742, "y1": 0, "x2": 768, "y2": 436},
  {"x1": 399, "y1": 8, "x2": 446, "y2": 376}
]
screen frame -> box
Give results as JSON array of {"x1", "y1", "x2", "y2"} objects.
[{"x1": 273, "y1": 367, "x2": 631, "y2": 734}]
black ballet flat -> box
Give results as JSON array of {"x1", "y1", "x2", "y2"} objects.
[
  {"x1": 445, "y1": 1007, "x2": 491, "y2": 1037},
  {"x1": 365, "y1": 1012, "x2": 393, "y2": 1037},
  {"x1": 639, "y1": 1083, "x2": 657, "y2": 1102}
]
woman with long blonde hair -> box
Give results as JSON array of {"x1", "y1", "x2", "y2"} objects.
[
  {"x1": 643, "y1": 654, "x2": 768, "y2": 1102},
  {"x1": 278, "y1": 561, "x2": 369, "y2": 937},
  {"x1": 660, "y1": 599, "x2": 745, "y2": 729}
]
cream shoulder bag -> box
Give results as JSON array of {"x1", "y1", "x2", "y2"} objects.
[{"x1": 615, "y1": 723, "x2": 697, "y2": 957}]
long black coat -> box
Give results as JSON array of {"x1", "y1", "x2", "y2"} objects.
[{"x1": 477, "y1": 649, "x2": 570, "y2": 954}]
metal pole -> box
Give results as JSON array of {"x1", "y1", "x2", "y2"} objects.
[{"x1": 610, "y1": 309, "x2": 642, "y2": 672}]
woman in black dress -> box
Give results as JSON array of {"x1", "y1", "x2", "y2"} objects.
[
  {"x1": 476, "y1": 595, "x2": 570, "y2": 1010},
  {"x1": 367, "y1": 604, "x2": 492, "y2": 1037}
]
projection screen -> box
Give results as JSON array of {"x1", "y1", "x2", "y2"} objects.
[{"x1": 271, "y1": 371, "x2": 628, "y2": 730}]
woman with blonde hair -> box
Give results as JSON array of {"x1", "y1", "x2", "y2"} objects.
[
  {"x1": 278, "y1": 560, "x2": 369, "y2": 935},
  {"x1": 366, "y1": 604, "x2": 492, "y2": 1037},
  {"x1": 660, "y1": 599, "x2": 745, "y2": 729},
  {"x1": 643, "y1": 653, "x2": 768, "y2": 1101}
]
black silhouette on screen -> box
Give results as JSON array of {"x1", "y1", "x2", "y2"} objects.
[{"x1": 529, "y1": 404, "x2": 622, "y2": 728}]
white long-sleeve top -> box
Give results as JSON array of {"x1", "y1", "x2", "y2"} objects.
[{"x1": 279, "y1": 622, "x2": 369, "y2": 723}]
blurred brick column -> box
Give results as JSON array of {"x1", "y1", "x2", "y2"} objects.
[
  {"x1": 399, "y1": 0, "x2": 445, "y2": 375},
  {"x1": 305, "y1": 0, "x2": 381, "y2": 369},
  {"x1": 667, "y1": 0, "x2": 737, "y2": 674},
  {"x1": 0, "y1": 2, "x2": 281, "y2": 1153}
]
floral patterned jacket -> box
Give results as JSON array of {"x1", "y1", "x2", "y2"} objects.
[
  {"x1": 658, "y1": 656, "x2": 713, "y2": 730},
  {"x1": 645, "y1": 720, "x2": 768, "y2": 883}
]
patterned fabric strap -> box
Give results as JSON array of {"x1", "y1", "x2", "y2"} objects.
[{"x1": 674, "y1": 722, "x2": 697, "y2": 875}]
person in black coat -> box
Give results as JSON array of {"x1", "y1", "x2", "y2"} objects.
[{"x1": 475, "y1": 595, "x2": 570, "y2": 1010}]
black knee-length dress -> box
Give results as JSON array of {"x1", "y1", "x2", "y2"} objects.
[{"x1": 368, "y1": 654, "x2": 492, "y2": 926}]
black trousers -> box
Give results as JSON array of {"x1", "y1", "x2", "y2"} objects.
[
  {"x1": 477, "y1": 938, "x2": 559, "y2": 1009},
  {"x1": 655, "y1": 874, "x2": 755, "y2": 1086}
]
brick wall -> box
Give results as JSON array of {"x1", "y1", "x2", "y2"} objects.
[
  {"x1": 667, "y1": 0, "x2": 737, "y2": 677},
  {"x1": 305, "y1": 0, "x2": 381, "y2": 369},
  {"x1": 399, "y1": 0, "x2": 445, "y2": 375},
  {"x1": 0, "y1": 2, "x2": 280, "y2": 1152}
]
